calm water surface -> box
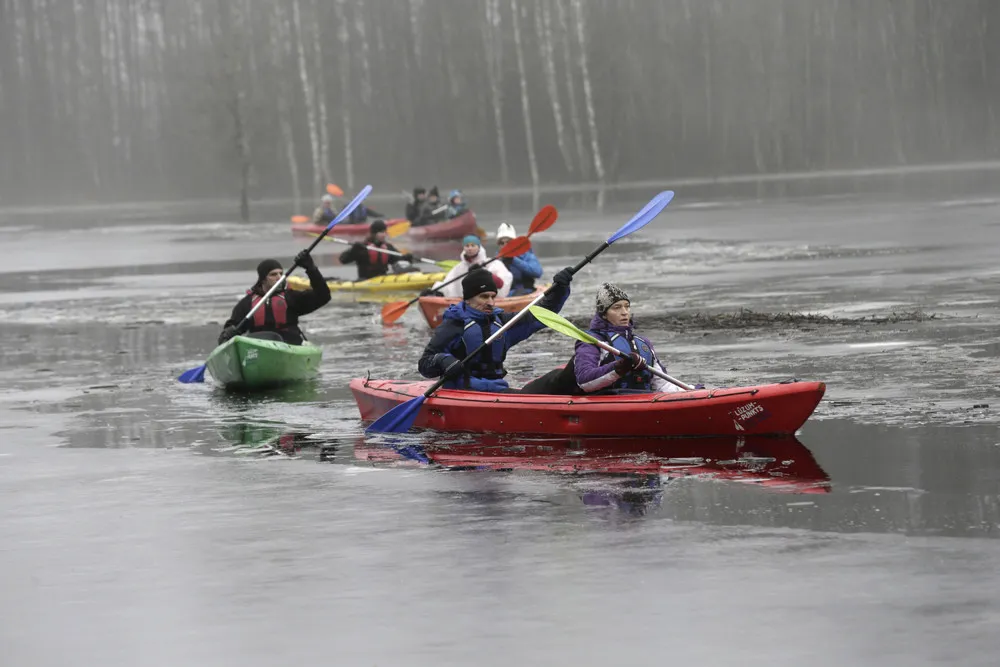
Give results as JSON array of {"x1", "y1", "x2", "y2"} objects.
[{"x1": 2, "y1": 187, "x2": 1000, "y2": 666}]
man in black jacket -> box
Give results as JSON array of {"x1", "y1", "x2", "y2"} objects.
[
  {"x1": 338, "y1": 219, "x2": 414, "y2": 281},
  {"x1": 218, "y1": 250, "x2": 331, "y2": 346}
]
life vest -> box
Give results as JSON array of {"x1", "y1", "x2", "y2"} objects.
[
  {"x1": 503, "y1": 257, "x2": 535, "y2": 293},
  {"x1": 590, "y1": 330, "x2": 656, "y2": 391},
  {"x1": 248, "y1": 291, "x2": 289, "y2": 331},
  {"x1": 366, "y1": 242, "x2": 390, "y2": 266},
  {"x1": 348, "y1": 206, "x2": 368, "y2": 222},
  {"x1": 447, "y1": 315, "x2": 506, "y2": 387}
]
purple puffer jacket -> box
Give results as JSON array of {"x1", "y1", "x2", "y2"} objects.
[{"x1": 573, "y1": 314, "x2": 663, "y2": 393}]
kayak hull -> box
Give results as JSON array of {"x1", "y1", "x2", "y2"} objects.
[
  {"x1": 350, "y1": 378, "x2": 825, "y2": 437},
  {"x1": 206, "y1": 336, "x2": 322, "y2": 389},
  {"x1": 286, "y1": 271, "x2": 445, "y2": 293},
  {"x1": 290, "y1": 211, "x2": 477, "y2": 241},
  {"x1": 417, "y1": 286, "x2": 547, "y2": 329}
]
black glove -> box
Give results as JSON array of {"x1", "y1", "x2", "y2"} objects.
[
  {"x1": 218, "y1": 325, "x2": 239, "y2": 344},
  {"x1": 614, "y1": 352, "x2": 647, "y2": 376},
  {"x1": 420, "y1": 288, "x2": 444, "y2": 297},
  {"x1": 402, "y1": 253, "x2": 415, "y2": 263},
  {"x1": 553, "y1": 266, "x2": 574, "y2": 287},
  {"x1": 294, "y1": 249, "x2": 316, "y2": 269},
  {"x1": 351, "y1": 242, "x2": 366, "y2": 253},
  {"x1": 438, "y1": 355, "x2": 464, "y2": 379},
  {"x1": 467, "y1": 263, "x2": 481, "y2": 270}
]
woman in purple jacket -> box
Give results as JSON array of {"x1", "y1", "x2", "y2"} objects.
[{"x1": 522, "y1": 283, "x2": 688, "y2": 395}]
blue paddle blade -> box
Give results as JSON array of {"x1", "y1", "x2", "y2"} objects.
[
  {"x1": 177, "y1": 364, "x2": 206, "y2": 384},
  {"x1": 365, "y1": 396, "x2": 426, "y2": 434},
  {"x1": 328, "y1": 184, "x2": 373, "y2": 229},
  {"x1": 606, "y1": 190, "x2": 674, "y2": 244}
]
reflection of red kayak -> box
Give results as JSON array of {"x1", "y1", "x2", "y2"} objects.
[
  {"x1": 350, "y1": 378, "x2": 825, "y2": 437},
  {"x1": 352, "y1": 435, "x2": 830, "y2": 494},
  {"x1": 291, "y1": 210, "x2": 477, "y2": 240}
]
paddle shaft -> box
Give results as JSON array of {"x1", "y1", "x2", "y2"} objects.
[
  {"x1": 325, "y1": 236, "x2": 441, "y2": 267},
  {"x1": 586, "y1": 338, "x2": 694, "y2": 391},
  {"x1": 420, "y1": 240, "x2": 616, "y2": 399}
]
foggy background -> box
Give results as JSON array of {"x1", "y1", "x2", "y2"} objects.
[{"x1": 1, "y1": 0, "x2": 998, "y2": 210}]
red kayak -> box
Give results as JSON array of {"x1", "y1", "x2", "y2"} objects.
[
  {"x1": 352, "y1": 435, "x2": 830, "y2": 494},
  {"x1": 291, "y1": 210, "x2": 478, "y2": 241},
  {"x1": 350, "y1": 378, "x2": 826, "y2": 437}
]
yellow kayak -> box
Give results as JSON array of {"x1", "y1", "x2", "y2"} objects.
[{"x1": 286, "y1": 271, "x2": 445, "y2": 293}]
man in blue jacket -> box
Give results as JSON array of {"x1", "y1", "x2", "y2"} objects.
[
  {"x1": 417, "y1": 266, "x2": 573, "y2": 392},
  {"x1": 496, "y1": 222, "x2": 543, "y2": 295}
]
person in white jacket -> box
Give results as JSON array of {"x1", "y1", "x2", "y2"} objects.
[{"x1": 429, "y1": 234, "x2": 512, "y2": 299}]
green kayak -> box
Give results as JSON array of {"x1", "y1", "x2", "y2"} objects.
[{"x1": 205, "y1": 336, "x2": 323, "y2": 389}]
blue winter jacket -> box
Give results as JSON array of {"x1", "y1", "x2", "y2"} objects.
[{"x1": 417, "y1": 283, "x2": 570, "y2": 391}]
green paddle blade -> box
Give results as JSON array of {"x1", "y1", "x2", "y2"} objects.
[
  {"x1": 436, "y1": 260, "x2": 459, "y2": 270},
  {"x1": 528, "y1": 306, "x2": 598, "y2": 345}
]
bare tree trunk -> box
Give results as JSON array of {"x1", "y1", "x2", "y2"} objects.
[
  {"x1": 570, "y1": 0, "x2": 604, "y2": 181},
  {"x1": 310, "y1": 0, "x2": 331, "y2": 186},
  {"x1": 482, "y1": 0, "x2": 509, "y2": 184},
  {"x1": 555, "y1": 0, "x2": 589, "y2": 179},
  {"x1": 510, "y1": 0, "x2": 539, "y2": 188},
  {"x1": 333, "y1": 0, "x2": 354, "y2": 191},
  {"x1": 272, "y1": 4, "x2": 301, "y2": 207},
  {"x1": 292, "y1": 0, "x2": 322, "y2": 192},
  {"x1": 536, "y1": 0, "x2": 574, "y2": 175},
  {"x1": 354, "y1": 4, "x2": 373, "y2": 105}
]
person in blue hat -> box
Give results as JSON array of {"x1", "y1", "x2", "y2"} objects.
[
  {"x1": 427, "y1": 234, "x2": 512, "y2": 298},
  {"x1": 446, "y1": 189, "x2": 468, "y2": 218}
]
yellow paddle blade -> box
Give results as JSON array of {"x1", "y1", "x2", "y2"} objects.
[
  {"x1": 326, "y1": 183, "x2": 344, "y2": 197},
  {"x1": 436, "y1": 260, "x2": 459, "y2": 270},
  {"x1": 527, "y1": 306, "x2": 599, "y2": 345},
  {"x1": 388, "y1": 221, "x2": 411, "y2": 238},
  {"x1": 475, "y1": 226, "x2": 487, "y2": 239}
]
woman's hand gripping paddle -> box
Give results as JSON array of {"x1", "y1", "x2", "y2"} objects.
[
  {"x1": 527, "y1": 305, "x2": 694, "y2": 391},
  {"x1": 365, "y1": 192, "x2": 675, "y2": 433},
  {"x1": 378, "y1": 205, "x2": 558, "y2": 325},
  {"x1": 178, "y1": 185, "x2": 374, "y2": 383}
]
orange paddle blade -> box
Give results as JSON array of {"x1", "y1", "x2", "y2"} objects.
[
  {"x1": 528, "y1": 204, "x2": 558, "y2": 235},
  {"x1": 326, "y1": 183, "x2": 344, "y2": 197},
  {"x1": 387, "y1": 221, "x2": 411, "y2": 238},
  {"x1": 381, "y1": 300, "x2": 412, "y2": 325},
  {"x1": 497, "y1": 235, "x2": 531, "y2": 258},
  {"x1": 291, "y1": 215, "x2": 310, "y2": 224}
]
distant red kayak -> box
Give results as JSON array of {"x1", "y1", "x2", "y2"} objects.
[
  {"x1": 291, "y1": 210, "x2": 478, "y2": 241},
  {"x1": 350, "y1": 378, "x2": 826, "y2": 437}
]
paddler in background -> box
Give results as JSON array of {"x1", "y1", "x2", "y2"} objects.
[
  {"x1": 418, "y1": 267, "x2": 574, "y2": 392},
  {"x1": 312, "y1": 193, "x2": 338, "y2": 224},
  {"x1": 422, "y1": 234, "x2": 512, "y2": 298},
  {"x1": 521, "y1": 283, "x2": 701, "y2": 395},
  {"x1": 405, "y1": 187, "x2": 427, "y2": 223},
  {"x1": 338, "y1": 219, "x2": 416, "y2": 281},
  {"x1": 218, "y1": 251, "x2": 331, "y2": 346},
  {"x1": 496, "y1": 222, "x2": 542, "y2": 296}
]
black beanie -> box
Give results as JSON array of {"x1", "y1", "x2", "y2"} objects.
[
  {"x1": 462, "y1": 269, "x2": 498, "y2": 300},
  {"x1": 413, "y1": 187, "x2": 426, "y2": 197},
  {"x1": 370, "y1": 219, "x2": 387, "y2": 235},
  {"x1": 257, "y1": 259, "x2": 283, "y2": 280},
  {"x1": 429, "y1": 185, "x2": 439, "y2": 198}
]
